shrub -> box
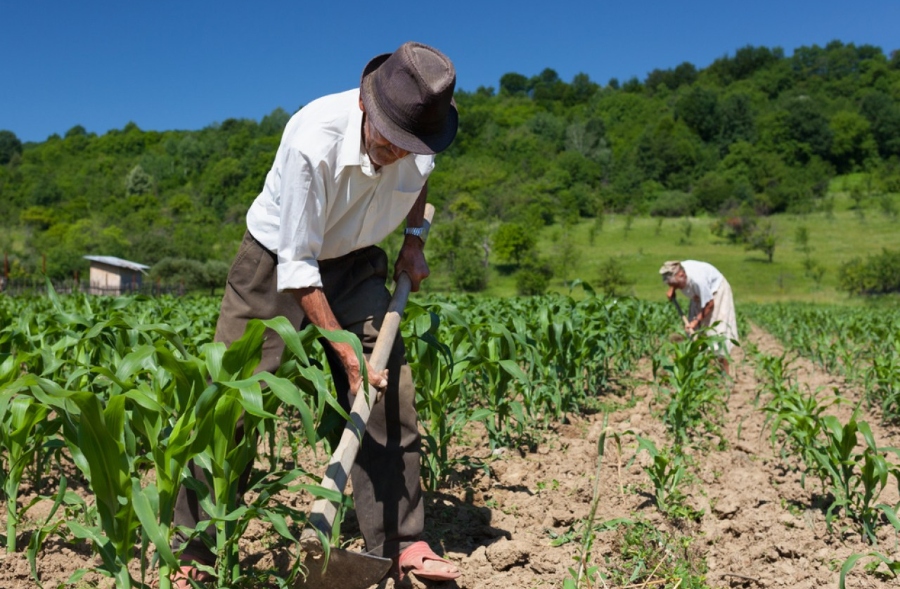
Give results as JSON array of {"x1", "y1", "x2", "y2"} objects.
[
  {"x1": 516, "y1": 261, "x2": 553, "y2": 295},
  {"x1": 838, "y1": 249, "x2": 900, "y2": 295}
]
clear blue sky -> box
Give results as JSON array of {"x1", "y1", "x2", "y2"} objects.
[{"x1": 2, "y1": 0, "x2": 898, "y2": 143}]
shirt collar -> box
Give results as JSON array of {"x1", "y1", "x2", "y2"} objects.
[{"x1": 337, "y1": 97, "x2": 380, "y2": 177}]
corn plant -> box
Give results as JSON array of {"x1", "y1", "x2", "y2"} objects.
[
  {"x1": 652, "y1": 332, "x2": 727, "y2": 447},
  {"x1": 404, "y1": 301, "x2": 490, "y2": 489},
  {"x1": 840, "y1": 551, "x2": 899, "y2": 589},
  {"x1": 629, "y1": 435, "x2": 699, "y2": 521},
  {"x1": 763, "y1": 376, "x2": 900, "y2": 544},
  {"x1": 56, "y1": 384, "x2": 143, "y2": 589},
  {"x1": 468, "y1": 321, "x2": 531, "y2": 448},
  {"x1": 175, "y1": 317, "x2": 336, "y2": 587},
  {"x1": 866, "y1": 336, "x2": 900, "y2": 423},
  {"x1": 765, "y1": 390, "x2": 843, "y2": 496},
  {"x1": 746, "y1": 303, "x2": 900, "y2": 426},
  {"x1": 750, "y1": 347, "x2": 796, "y2": 406},
  {"x1": 25, "y1": 475, "x2": 89, "y2": 588},
  {"x1": 0, "y1": 391, "x2": 55, "y2": 551},
  {"x1": 812, "y1": 416, "x2": 900, "y2": 543}
]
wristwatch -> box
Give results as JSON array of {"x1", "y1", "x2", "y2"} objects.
[{"x1": 404, "y1": 224, "x2": 429, "y2": 242}]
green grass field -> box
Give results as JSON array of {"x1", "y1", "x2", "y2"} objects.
[{"x1": 471, "y1": 188, "x2": 899, "y2": 305}]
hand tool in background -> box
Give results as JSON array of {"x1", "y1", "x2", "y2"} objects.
[{"x1": 295, "y1": 204, "x2": 435, "y2": 589}]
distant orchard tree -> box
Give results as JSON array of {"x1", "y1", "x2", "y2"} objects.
[
  {"x1": 596, "y1": 256, "x2": 634, "y2": 297},
  {"x1": 746, "y1": 220, "x2": 777, "y2": 262}
]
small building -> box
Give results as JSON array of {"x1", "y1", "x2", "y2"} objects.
[{"x1": 83, "y1": 255, "x2": 150, "y2": 296}]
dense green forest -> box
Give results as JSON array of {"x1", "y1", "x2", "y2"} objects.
[{"x1": 1, "y1": 40, "x2": 899, "y2": 293}]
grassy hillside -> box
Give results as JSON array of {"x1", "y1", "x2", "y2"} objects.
[{"x1": 467, "y1": 188, "x2": 898, "y2": 305}]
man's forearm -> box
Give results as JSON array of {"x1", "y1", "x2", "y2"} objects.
[
  {"x1": 292, "y1": 287, "x2": 342, "y2": 331},
  {"x1": 290, "y1": 286, "x2": 386, "y2": 392},
  {"x1": 291, "y1": 287, "x2": 354, "y2": 362}
]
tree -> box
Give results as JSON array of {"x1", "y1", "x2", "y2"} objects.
[
  {"x1": 783, "y1": 97, "x2": 833, "y2": 163},
  {"x1": 0, "y1": 130, "x2": 22, "y2": 164},
  {"x1": 745, "y1": 220, "x2": 777, "y2": 262},
  {"x1": 859, "y1": 91, "x2": 900, "y2": 158},
  {"x1": 645, "y1": 62, "x2": 697, "y2": 93},
  {"x1": 595, "y1": 256, "x2": 634, "y2": 296},
  {"x1": 431, "y1": 197, "x2": 490, "y2": 292},
  {"x1": 65, "y1": 125, "x2": 88, "y2": 138},
  {"x1": 676, "y1": 87, "x2": 720, "y2": 142},
  {"x1": 531, "y1": 68, "x2": 567, "y2": 103},
  {"x1": 492, "y1": 223, "x2": 536, "y2": 266},
  {"x1": 499, "y1": 72, "x2": 529, "y2": 96},
  {"x1": 260, "y1": 107, "x2": 291, "y2": 136},
  {"x1": 126, "y1": 165, "x2": 154, "y2": 196},
  {"x1": 717, "y1": 93, "x2": 756, "y2": 148},
  {"x1": 829, "y1": 110, "x2": 876, "y2": 173},
  {"x1": 635, "y1": 116, "x2": 703, "y2": 190},
  {"x1": 202, "y1": 260, "x2": 230, "y2": 296},
  {"x1": 149, "y1": 257, "x2": 206, "y2": 290},
  {"x1": 564, "y1": 73, "x2": 600, "y2": 105},
  {"x1": 707, "y1": 45, "x2": 783, "y2": 84}
]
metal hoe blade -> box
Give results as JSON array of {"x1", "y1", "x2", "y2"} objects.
[{"x1": 294, "y1": 538, "x2": 392, "y2": 589}]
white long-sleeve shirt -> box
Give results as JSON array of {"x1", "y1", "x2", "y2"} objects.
[{"x1": 246, "y1": 89, "x2": 435, "y2": 291}]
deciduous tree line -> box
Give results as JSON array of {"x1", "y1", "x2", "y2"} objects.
[{"x1": 1, "y1": 41, "x2": 899, "y2": 291}]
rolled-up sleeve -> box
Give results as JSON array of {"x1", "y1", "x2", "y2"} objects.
[{"x1": 276, "y1": 148, "x2": 327, "y2": 291}]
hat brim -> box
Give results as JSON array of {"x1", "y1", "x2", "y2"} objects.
[{"x1": 360, "y1": 53, "x2": 458, "y2": 155}]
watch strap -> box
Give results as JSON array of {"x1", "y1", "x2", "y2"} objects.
[{"x1": 404, "y1": 223, "x2": 430, "y2": 242}]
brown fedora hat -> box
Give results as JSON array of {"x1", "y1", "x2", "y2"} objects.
[{"x1": 360, "y1": 41, "x2": 458, "y2": 155}]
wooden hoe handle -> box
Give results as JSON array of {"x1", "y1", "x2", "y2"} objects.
[{"x1": 306, "y1": 204, "x2": 435, "y2": 538}]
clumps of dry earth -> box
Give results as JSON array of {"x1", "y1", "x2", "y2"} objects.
[{"x1": 2, "y1": 325, "x2": 898, "y2": 589}]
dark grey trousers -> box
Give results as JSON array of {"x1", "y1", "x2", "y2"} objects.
[{"x1": 172, "y1": 231, "x2": 424, "y2": 562}]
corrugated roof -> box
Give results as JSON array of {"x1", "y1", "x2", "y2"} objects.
[{"x1": 83, "y1": 255, "x2": 150, "y2": 272}]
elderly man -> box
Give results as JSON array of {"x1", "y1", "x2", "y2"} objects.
[
  {"x1": 171, "y1": 41, "x2": 460, "y2": 586},
  {"x1": 660, "y1": 260, "x2": 738, "y2": 372}
]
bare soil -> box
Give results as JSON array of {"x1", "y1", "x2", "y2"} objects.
[{"x1": 2, "y1": 325, "x2": 899, "y2": 589}]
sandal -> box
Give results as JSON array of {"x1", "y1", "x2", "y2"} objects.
[
  {"x1": 170, "y1": 564, "x2": 214, "y2": 589},
  {"x1": 397, "y1": 541, "x2": 461, "y2": 582}
]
